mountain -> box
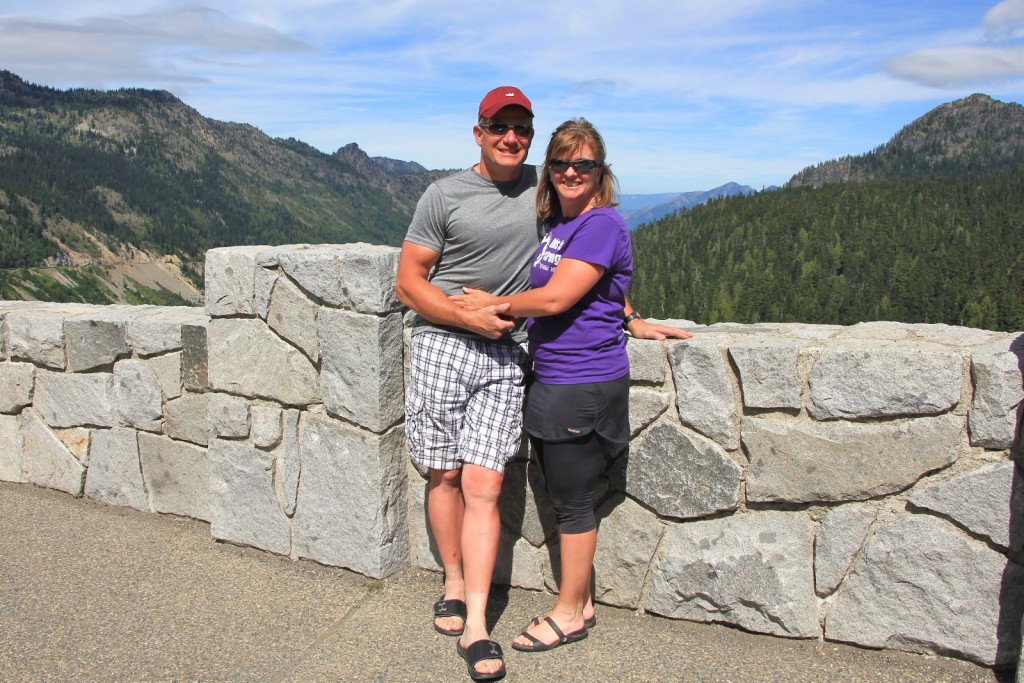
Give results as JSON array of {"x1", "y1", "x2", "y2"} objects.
[
  {"x1": 628, "y1": 94, "x2": 1024, "y2": 333},
  {"x1": 788, "y1": 93, "x2": 1024, "y2": 188},
  {"x1": 618, "y1": 182, "x2": 757, "y2": 229},
  {"x1": 0, "y1": 70, "x2": 449, "y2": 304},
  {"x1": 4, "y1": 71, "x2": 1022, "y2": 327}
]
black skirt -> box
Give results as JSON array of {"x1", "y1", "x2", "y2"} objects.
[{"x1": 524, "y1": 374, "x2": 630, "y2": 445}]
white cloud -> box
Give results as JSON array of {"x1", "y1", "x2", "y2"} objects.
[
  {"x1": 0, "y1": 6, "x2": 311, "y2": 89},
  {"x1": 985, "y1": 0, "x2": 1024, "y2": 37},
  {"x1": 886, "y1": 1, "x2": 1024, "y2": 87},
  {"x1": 888, "y1": 46, "x2": 1024, "y2": 87}
]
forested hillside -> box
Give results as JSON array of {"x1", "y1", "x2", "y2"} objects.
[
  {"x1": 629, "y1": 94, "x2": 1024, "y2": 332},
  {"x1": 0, "y1": 71, "x2": 449, "y2": 303}
]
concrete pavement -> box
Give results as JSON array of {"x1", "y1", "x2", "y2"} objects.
[{"x1": 0, "y1": 481, "x2": 1009, "y2": 682}]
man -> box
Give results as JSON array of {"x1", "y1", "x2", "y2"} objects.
[{"x1": 396, "y1": 86, "x2": 687, "y2": 681}]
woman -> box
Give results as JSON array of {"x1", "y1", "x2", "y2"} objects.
[{"x1": 453, "y1": 118, "x2": 689, "y2": 652}]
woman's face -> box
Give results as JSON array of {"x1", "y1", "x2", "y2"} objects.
[{"x1": 549, "y1": 141, "x2": 602, "y2": 213}]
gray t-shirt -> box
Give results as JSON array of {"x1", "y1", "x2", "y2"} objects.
[{"x1": 404, "y1": 165, "x2": 543, "y2": 341}]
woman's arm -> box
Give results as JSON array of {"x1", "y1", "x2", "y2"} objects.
[
  {"x1": 451, "y1": 257, "x2": 605, "y2": 318},
  {"x1": 449, "y1": 258, "x2": 693, "y2": 339}
]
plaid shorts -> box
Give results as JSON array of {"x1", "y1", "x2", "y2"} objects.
[{"x1": 406, "y1": 331, "x2": 530, "y2": 473}]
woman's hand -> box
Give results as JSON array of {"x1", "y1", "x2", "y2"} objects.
[
  {"x1": 450, "y1": 287, "x2": 498, "y2": 309},
  {"x1": 627, "y1": 319, "x2": 694, "y2": 341}
]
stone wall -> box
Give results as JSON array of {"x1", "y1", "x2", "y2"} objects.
[
  {"x1": 0, "y1": 300, "x2": 209, "y2": 515},
  {"x1": 1, "y1": 243, "x2": 1021, "y2": 670},
  {"x1": 201, "y1": 244, "x2": 408, "y2": 578}
]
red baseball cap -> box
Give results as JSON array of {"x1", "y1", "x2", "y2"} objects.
[{"x1": 478, "y1": 86, "x2": 533, "y2": 119}]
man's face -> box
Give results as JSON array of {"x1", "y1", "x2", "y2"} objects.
[{"x1": 473, "y1": 106, "x2": 534, "y2": 181}]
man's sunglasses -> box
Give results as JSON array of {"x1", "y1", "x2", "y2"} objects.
[
  {"x1": 548, "y1": 159, "x2": 602, "y2": 173},
  {"x1": 480, "y1": 123, "x2": 534, "y2": 138}
]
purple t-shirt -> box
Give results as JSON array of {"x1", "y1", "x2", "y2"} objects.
[{"x1": 528, "y1": 206, "x2": 633, "y2": 384}]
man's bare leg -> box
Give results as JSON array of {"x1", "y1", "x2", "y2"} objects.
[
  {"x1": 457, "y1": 463, "x2": 505, "y2": 677},
  {"x1": 428, "y1": 468, "x2": 466, "y2": 634}
]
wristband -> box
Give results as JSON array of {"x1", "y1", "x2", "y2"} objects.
[{"x1": 623, "y1": 312, "x2": 642, "y2": 329}]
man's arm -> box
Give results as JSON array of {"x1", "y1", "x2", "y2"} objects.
[
  {"x1": 395, "y1": 241, "x2": 515, "y2": 340},
  {"x1": 623, "y1": 299, "x2": 693, "y2": 340}
]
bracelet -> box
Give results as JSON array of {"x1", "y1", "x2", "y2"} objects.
[{"x1": 622, "y1": 311, "x2": 642, "y2": 329}]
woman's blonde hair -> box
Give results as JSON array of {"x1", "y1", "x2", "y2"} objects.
[{"x1": 536, "y1": 117, "x2": 618, "y2": 223}]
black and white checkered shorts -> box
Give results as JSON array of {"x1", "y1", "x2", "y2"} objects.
[{"x1": 406, "y1": 331, "x2": 530, "y2": 473}]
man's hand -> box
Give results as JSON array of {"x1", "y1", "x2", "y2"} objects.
[
  {"x1": 450, "y1": 286, "x2": 497, "y2": 310},
  {"x1": 398, "y1": 242, "x2": 516, "y2": 339},
  {"x1": 628, "y1": 318, "x2": 693, "y2": 341},
  {"x1": 460, "y1": 302, "x2": 515, "y2": 339},
  {"x1": 449, "y1": 288, "x2": 514, "y2": 339}
]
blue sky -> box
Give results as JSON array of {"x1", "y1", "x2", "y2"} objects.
[{"x1": 2, "y1": 1, "x2": 1023, "y2": 194}]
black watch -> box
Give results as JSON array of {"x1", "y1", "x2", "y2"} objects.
[{"x1": 622, "y1": 311, "x2": 642, "y2": 330}]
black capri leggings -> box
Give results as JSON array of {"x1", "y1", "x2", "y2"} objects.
[
  {"x1": 530, "y1": 433, "x2": 610, "y2": 534},
  {"x1": 524, "y1": 376, "x2": 630, "y2": 534}
]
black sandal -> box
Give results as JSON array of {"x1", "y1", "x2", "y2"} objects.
[
  {"x1": 433, "y1": 596, "x2": 467, "y2": 636},
  {"x1": 511, "y1": 615, "x2": 588, "y2": 652},
  {"x1": 530, "y1": 613, "x2": 597, "y2": 630},
  {"x1": 456, "y1": 639, "x2": 506, "y2": 681}
]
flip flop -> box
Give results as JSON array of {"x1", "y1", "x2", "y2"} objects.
[
  {"x1": 511, "y1": 615, "x2": 588, "y2": 652},
  {"x1": 456, "y1": 639, "x2": 506, "y2": 681},
  {"x1": 433, "y1": 596, "x2": 467, "y2": 636}
]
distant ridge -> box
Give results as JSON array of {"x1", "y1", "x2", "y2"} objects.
[{"x1": 619, "y1": 182, "x2": 757, "y2": 229}]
